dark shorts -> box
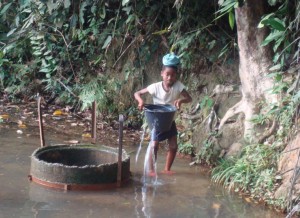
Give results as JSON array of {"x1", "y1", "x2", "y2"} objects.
[{"x1": 151, "y1": 121, "x2": 178, "y2": 142}]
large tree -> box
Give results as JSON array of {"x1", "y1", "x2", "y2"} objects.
[{"x1": 218, "y1": 0, "x2": 278, "y2": 140}]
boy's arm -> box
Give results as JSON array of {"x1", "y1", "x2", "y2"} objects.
[
  {"x1": 174, "y1": 89, "x2": 192, "y2": 109},
  {"x1": 134, "y1": 88, "x2": 149, "y2": 110}
]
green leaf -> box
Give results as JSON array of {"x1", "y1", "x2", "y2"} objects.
[
  {"x1": 273, "y1": 34, "x2": 285, "y2": 52},
  {"x1": 91, "y1": 5, "x2": 97, "y2": 14},
  {"x1": 126, "y1": 14, "x2": 135, "y2": 24},
  {"x1": 292, "y1": 90, "x2": 300, "y2": 103},
  {"x1": 228, "y1": 10, "x2": 235, "y2": 30},
  {"x1": 268, "y1": 0, "x2": 278, "y2": 6},
  {"x1": 215, "y1": 0, "x2": 236, "y2": 21},
  {"x1": 70, "y1": 14, "x2": 78, "y2": 28},
  {"x1": 6, "y1": 28, "x2": 17, "y2": 37},
  {"x1": 258, "y1": 13, "x2": 274, "y2": 28},
  {"x1": 64, "y1": 0, "x2": 71, "y2": 9},
  {"x1": 0, "y1": 3, "x2": 12, "y2": 15},
  {"x1": 269, "y1": 64, "x2": 282, "y2": 71},
  {"x1": 261, "y1": 30, "x2": 284, "y2": 46},
  {"x1": 122, "y1": 6, "x2": 132, "y2": 15},
  {"x1": 208, "y1": 40, "x2": 216, "y2": 50},
  {"x1": 39, "y1": 68, "x2": 51, "y2": 73},
  {"x1": 79, "y1": 2, "x2": 87, "y2": 25},
  {"x1": 102, "y1": 35, "x2": 112, "y2": 49},
  {"x1": 46, "y1": 0, "x2": 58, "y2": 15},
  {"x1": 100, "y1": 5, "x2": 106, "y2": 19},
  {"x1": 122, "y1": 0, "x2": 130, "y2": 6},
  {"x1": 261, "y1": 18, "x2": 285, "y2": 31},
  {"x1": 152, "y1": 29, "x2": 169, "y2": 35},
  {"x1": 33, "y1": 51, "x2": 42, "y2": 56}
]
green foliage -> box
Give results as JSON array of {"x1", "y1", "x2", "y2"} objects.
[
  {"x1": 200, "y1": 95, "x2": 214, "y2": 109},
  {"x1": 124, "y1": 106, "x2": 143, "y2": 129},
  {"x1": 200, "y1": 95, "x2": 214, "y2": 117},
  {"x1": 212, "y1": 143, "x2": 280, "y2": 201},
  {"x1": 178, "y1": 142, "x2": 195, "y2": 155},
  {"x1": 1, "y1": 0, "x2": 228, "y2": 119},
  {"x1": 259, "y1": 1, "x2": 299, "y2": 65},
  {"x1": 196, "y1": 131, "x2": 221, "y2": 165},
  {"x1": 197, "y1": 138, "x2": 215, "y2": 164}
]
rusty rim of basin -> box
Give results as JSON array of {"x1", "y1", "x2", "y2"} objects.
[{"x1": 28, "y1": 144, "x2": 130, "y2": 191}]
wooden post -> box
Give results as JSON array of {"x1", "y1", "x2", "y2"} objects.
[
  {"x1": 117, "y1": 114, "x2": 124, "y2": 187},
  {"x1": 91, "y1": 101, "x2": 97, "y2": 144},
  {"x1": 38, "y1": 97, "x2": 45, "y2": 147}
]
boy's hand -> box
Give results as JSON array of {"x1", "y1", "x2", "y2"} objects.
[
  {"x1": 174, "y1": 99, "x2": 182, "y2": 110},
  {"x1": 134, "y1": 88, "x2": 148, "y2": 111},
  {"x1": 138, "y1": 102, "x2": 144, "y2": 110}
]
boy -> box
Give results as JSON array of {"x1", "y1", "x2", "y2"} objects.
[{"x1": 134, "y1": 53, "x2": 192, "y2": 175}]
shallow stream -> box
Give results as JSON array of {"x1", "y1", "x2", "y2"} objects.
[{"x1": 0, "y1": 126, "x2": 284, "y2": 218}]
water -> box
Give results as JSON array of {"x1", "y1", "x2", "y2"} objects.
[
  {"x1": 0, "y1": 126, "x2": 284, "y2": 218},
  {"x1": 135, "y1": 126, "x2": 146, "y2": 163}
]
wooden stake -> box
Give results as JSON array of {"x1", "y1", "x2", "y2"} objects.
[
  {"x1": 38, "y1": 97, "x2": 45, "y2": 147},
  {"x1": 91, "y1": 101, "x2": 97, "y2": 144},
  {"x1": 117, "y1": 114, "x2": 124, "y2": 187}
]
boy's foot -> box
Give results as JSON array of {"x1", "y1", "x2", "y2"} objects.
[
  {"x1": 161, "y1": 170, "x2": 176, "y2": 175},
  {"x1": 148, "y1": 171, "x2": 157, "y2": 177}
]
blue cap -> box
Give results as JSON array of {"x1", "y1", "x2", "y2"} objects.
[{"x1": 162, "y1": 53, "x2": 180, "y2": 67}]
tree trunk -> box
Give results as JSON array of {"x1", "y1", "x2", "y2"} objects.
[{"x1": 219, "y1": 0, "x2": 278, "y2": 139}]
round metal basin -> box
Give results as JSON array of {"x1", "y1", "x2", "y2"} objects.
[{"x1": 29, "y1": 144, "x2": 130, "y2": 190}]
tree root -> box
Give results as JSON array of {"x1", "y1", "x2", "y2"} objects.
[
  {"x1": 218, "y1": 100, "x2": 245, "y2": 130},
  {"x1": 257, "y1": 119, "x2": 277, "y2": 144},
  {"x1": 210, "y1": 84, "x2": 240, "y2": 97},
  {"x1": 181, "y1": 112, "x2": 202, "y2": 120}
]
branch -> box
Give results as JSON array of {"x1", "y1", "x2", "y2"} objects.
[
  {"x1": 43, "y1": 24, "x2": 76, "y2": 78},
  {"x1": 56, "y1": 79, "x2": 78, "y2": 98},
  {"x1": 113, "y1": 38, "x2": 137, "y2": 68}
]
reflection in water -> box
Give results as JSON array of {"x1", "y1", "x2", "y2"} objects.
[
  {"x1": 135, "y1": 180, "x2": 168, "y2": 218},
  {"x1": 141, "y1": 185, "x2": 156, "y2": 218}
]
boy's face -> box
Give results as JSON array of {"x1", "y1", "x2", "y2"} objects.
[{"x1": 161, "y1": 67, "x2": 177, "y2": 86}]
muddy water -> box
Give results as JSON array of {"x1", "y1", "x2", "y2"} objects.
[{"x1": 0, "y1": 126, "x2": 284, "y2": 218}]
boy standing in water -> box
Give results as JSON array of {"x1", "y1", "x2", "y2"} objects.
[{"x1": 134, "y1": 53, "x2": 192, "y2": 175}]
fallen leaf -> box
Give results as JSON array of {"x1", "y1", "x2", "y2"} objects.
[
  {"x1": 18, "y1": 124, "x2": 27, "y2": 128},
  {"x1": 0, "y1": 114, "x2": 9, "y2": 119},
  {"x1": 244, "y1": 197, "x2": 251, "y2": 203},
  {"x1": 211, "y1": 203, "x2": 221, "y2": 209},
  {"x1": 82, "y1": 133, "x2": 91, "y2": 138},
  {"x1": 53, "y1": 109, "x2": 64, "y2": 116}
]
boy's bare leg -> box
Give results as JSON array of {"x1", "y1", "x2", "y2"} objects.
[
  {"x1": 148, "y1": 141, "x2": 159, "y2": 176},
  {"x1": 163, "y1": 135, "x2": 178, "y2": 174}
]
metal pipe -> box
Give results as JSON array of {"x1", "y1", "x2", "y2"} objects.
[
  {"x1": 91, "y1": 101, "x2": 97, "y2": 144},
  {"x1": 37, "y1": 97, "x2": 45, "y2": 147},
  {"x1": 117, "y1": 114, "x2": 124, "y2": 187}
]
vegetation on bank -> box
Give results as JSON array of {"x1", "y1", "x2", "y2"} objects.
[
  {"x1": 197, "y1": 0, "x2": 300, "y2": 212},
  {"x1": 1, "y1": 0, "x2": 300, "y2": 213},
  {"x1": 0, "y1": 0, "x2": 227, "y2": 112}
]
